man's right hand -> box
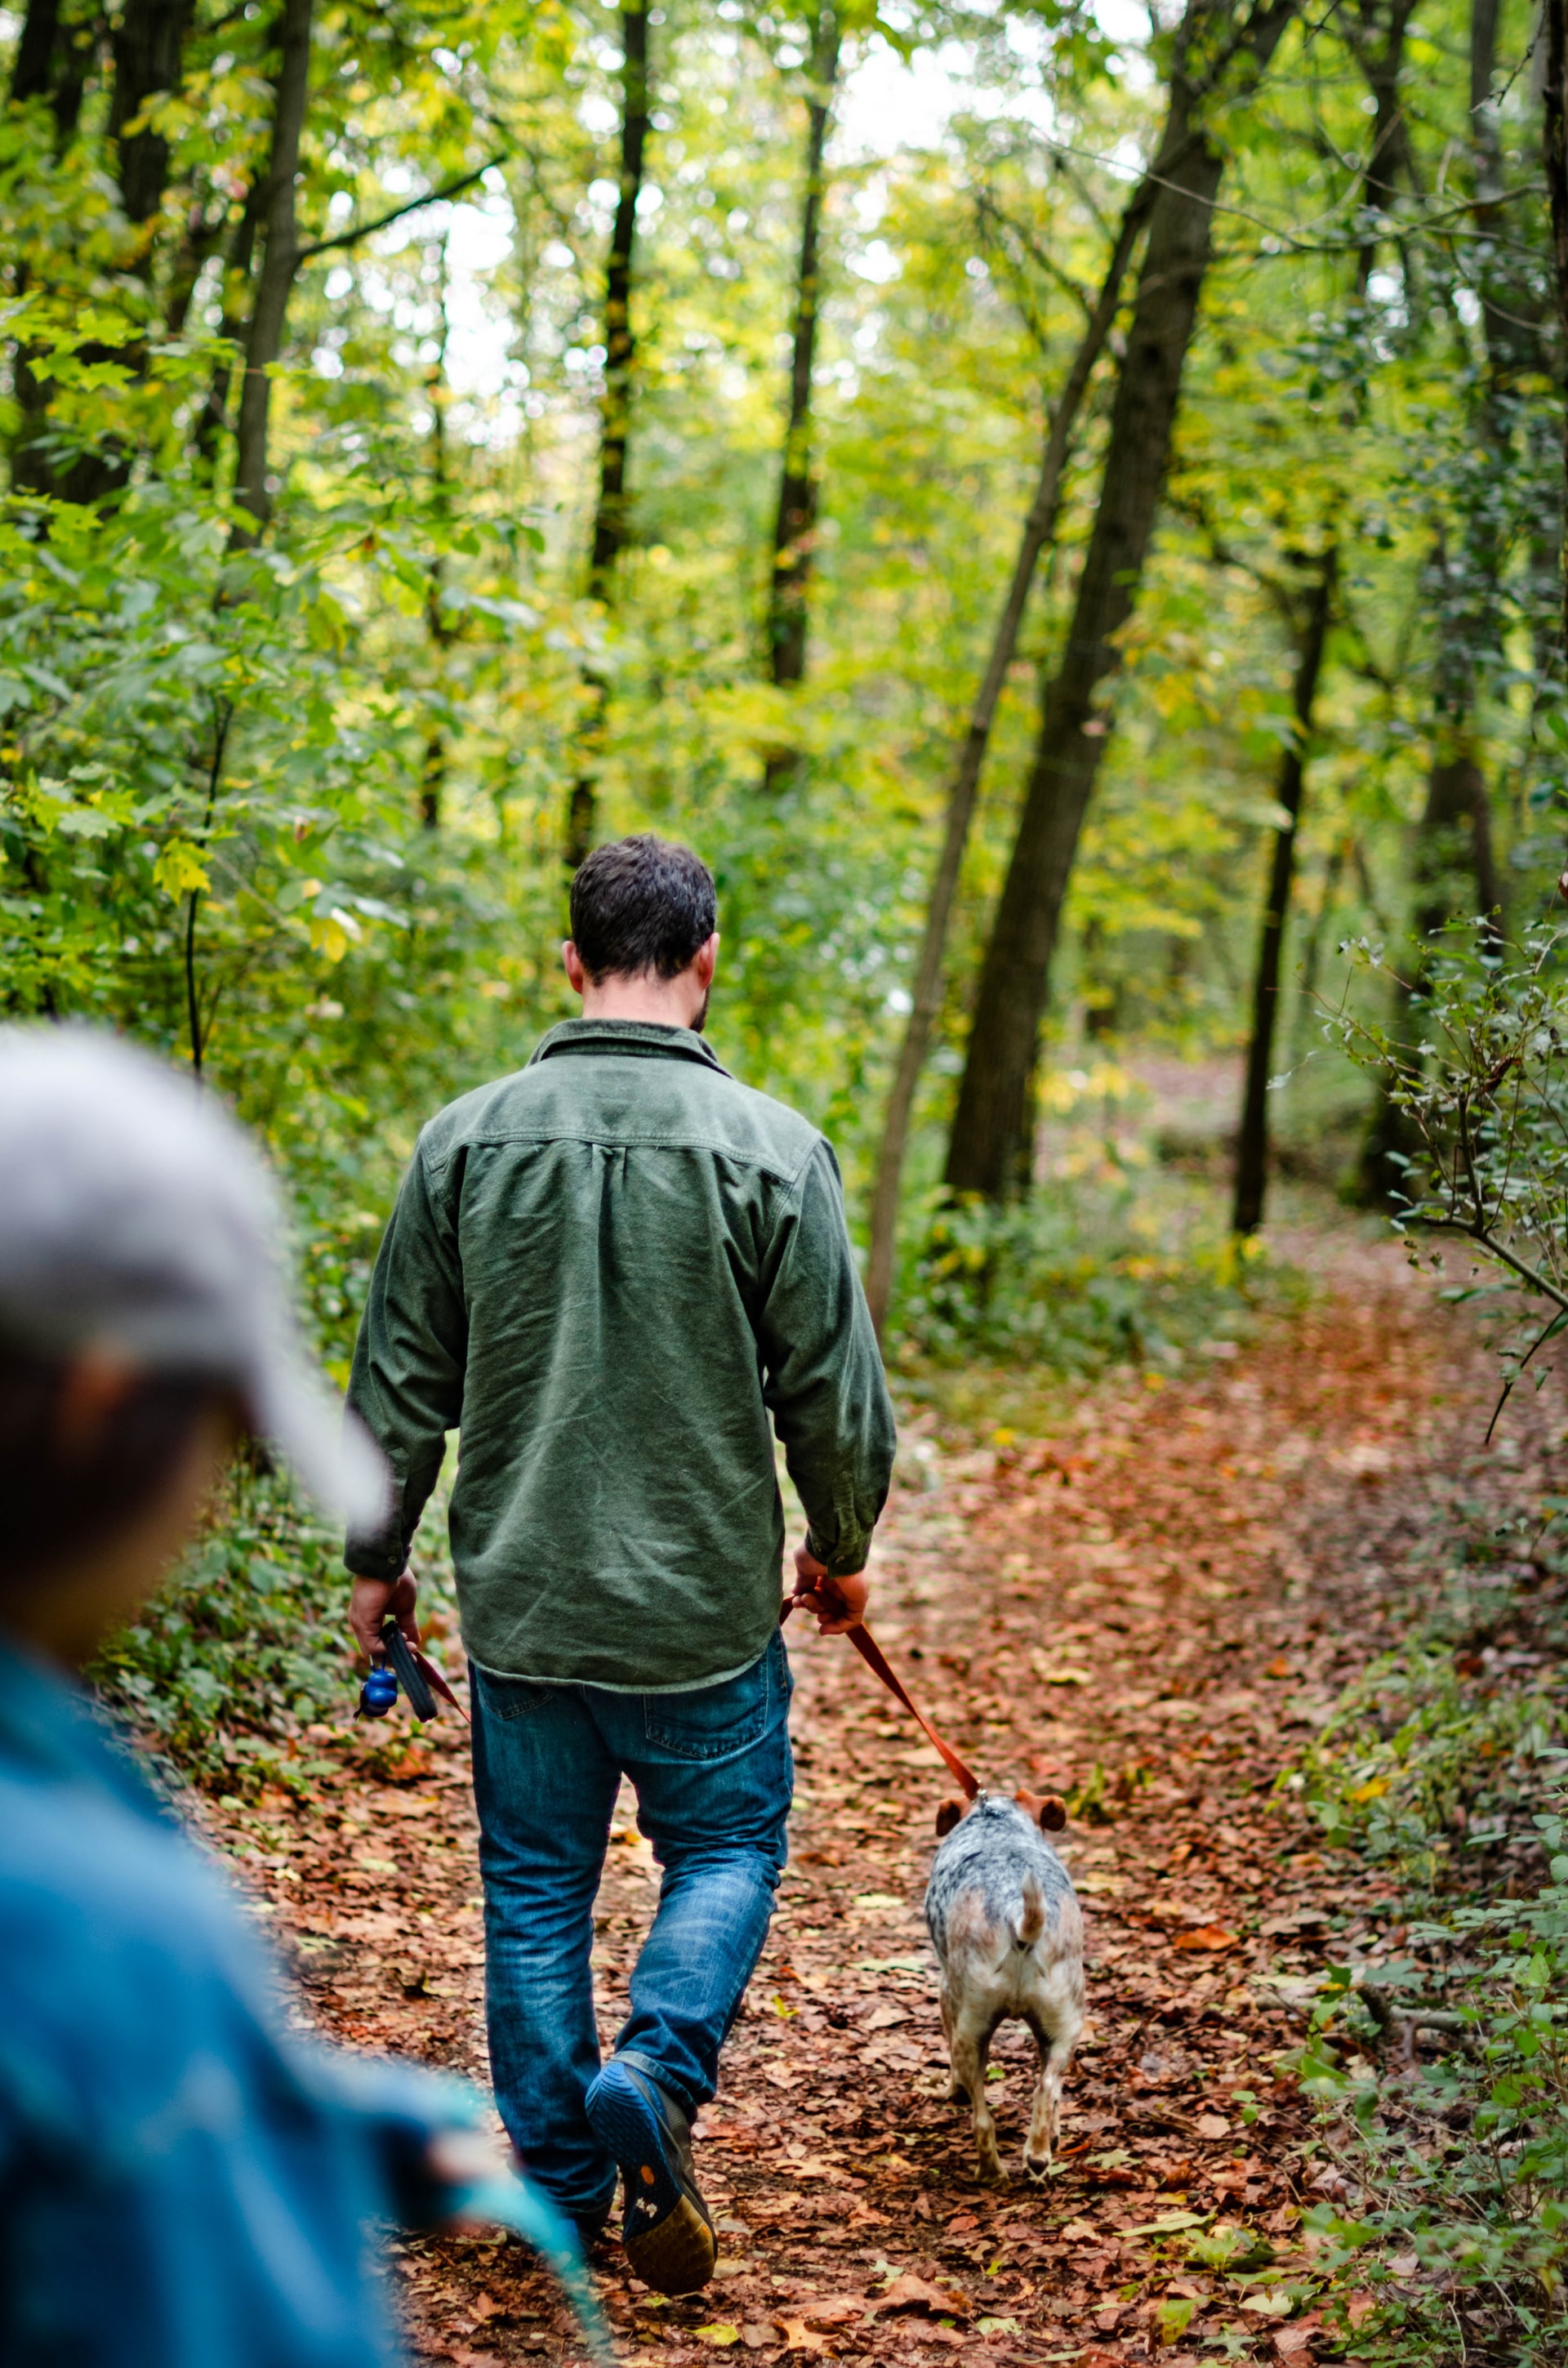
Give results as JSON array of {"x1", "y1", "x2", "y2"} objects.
[
  {"x1": 791, "y1": 1545, "x2": 869, "y2": 1635},
  {"x1": 349, "y1": 1568, "x2": 420, "y2": 1666}
]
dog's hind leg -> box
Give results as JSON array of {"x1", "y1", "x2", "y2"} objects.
[
  {"x1": 949, "y1": 2017, "x2": 1004, "y2": 2183},
  {"x1": 938, "y1": 1984, "x2": 967, "y2": 2105},
  {"x1": 1023, "y1": 2013, "x2": 1079, "y2": 2182}
]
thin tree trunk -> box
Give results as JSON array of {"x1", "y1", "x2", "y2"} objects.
[
  {"x1": 944, "y1": 0, "x2": 1299, "y2": 1202},
  {"x1": 195, "y1": 174, "x2": 266, "y2": 470},
  {"x1": 1546, "y1": 0, "x2": 1568, "y2": 662},
  {"x1": 567, "y1": 0, "x2": 651, "y2": 865},
  {"x1": 421, "y1": 248, "x2": 453, "y2": 832},
  {"x1": 1233, "y1": 550, "x2": 1336, "y2": 1235},
  {"x1": 229, "y1": 0, "x2": 314, "y2": 546},
  {"x1": 862, "y1": 174, "x2": 1156, "y2": 1335},
  {"x1": 1348, "y1": 0, "x2": 1419, "y2": 297},
  {"x1": 761, "y1": 5, "x2": 840, "y2": 792}
]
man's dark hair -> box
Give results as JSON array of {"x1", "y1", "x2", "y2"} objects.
[
  {"x1": 0, "y1": 1347, "x2": 226, "y2": 1585},
  {"x1": 569, "y1": 836, "x2": 717, "y2": 983}
]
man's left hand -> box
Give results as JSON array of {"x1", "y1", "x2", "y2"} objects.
[{"x1": 349, "y1": 1568, "x2": 420, "y2": 1666}]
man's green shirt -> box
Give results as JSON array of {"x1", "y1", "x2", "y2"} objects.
[{"x1": 345, "y1": 1019, "x2": 897, "y2": 1691}]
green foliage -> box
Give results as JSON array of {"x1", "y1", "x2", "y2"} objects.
[
  {"x1": 89, "y1": 1464, "x2": 461, "y2": 1796},
  {"x1": 1292, "y1": 1539, "x2": 1568, "y2": 2362}
]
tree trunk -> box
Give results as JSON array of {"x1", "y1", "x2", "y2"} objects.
[
  {"x1": 862, "y1": 172, "x2": 1156, "y2": 1335},
  {"x1": 761, "y1": 3, "x2": 840, "y2": 793},
  {"x1": 109, "y1": 0, "x2": 194, "y2": 226},
  {"x1": 1232, "y1": 550, "x2": 1336, "y2": 1236},
  {"x1": 195, "y1": 174, "x2": 265, "y2": 470},
  {"x1": 8, "y1": 0, "x2": 91, "y2": 132},
  {"x1": 1545, "y1": 0, "x2": 1568, "y2": 662},
  {"x1": 1348, "y1": 0, "x2": 1419, "y2": 297},
  {"x1": 588, "y1": 1, "x2": 649, "y2": 601},
  {"x1": 945, "y1": 4, "x2": 1302, "y2": 1201},
  {"x1": 568, "y1": 0, "x2": 652, "y2": 865},
  {"x1": 421, "y1": 251, "x2": 453, "y2": 832},
  {"x1": 229, "y1": 0, "x2": 314, "y2": 546},
  {"x1": 11, "y1": 0, "x2": 191, "y2": 503}
]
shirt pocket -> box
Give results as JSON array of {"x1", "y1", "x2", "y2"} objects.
[{"x1": 643, "y1": 1636, "x2": 784, "y2": 1763}]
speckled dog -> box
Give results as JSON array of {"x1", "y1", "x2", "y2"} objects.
[{"x1": 924, "y1": 1790, "x2": 1085, "y2": 2183}]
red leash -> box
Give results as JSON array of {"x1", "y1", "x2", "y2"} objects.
[{"x1": 782, "y1": 1587, "x2": 981, "y2": 1801}]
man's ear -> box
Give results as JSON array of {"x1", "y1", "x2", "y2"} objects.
[{"x1": 934, "y1": 1798, "x2": 964, "y2": 1837}]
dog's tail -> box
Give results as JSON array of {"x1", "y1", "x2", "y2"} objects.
[{"x1": 1013, "y1": 1874, "x2": 1047, "y2": 1949}]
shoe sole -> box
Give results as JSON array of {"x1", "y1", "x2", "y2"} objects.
[
  {"x1": 625, "y1": 2192, "x2": 717, "y2": 2296},
  {"x1": 586, "y1": 2067, "x2": 716, "y2": 2297}
]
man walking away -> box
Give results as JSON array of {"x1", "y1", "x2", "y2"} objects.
[{"x1": 345, "y1": 836, "x2": 896, "y2": 2296}]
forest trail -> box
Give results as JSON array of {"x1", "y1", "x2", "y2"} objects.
[{"x1": 238, "y1": 1236, "x2": 1486, "y2": 2367}]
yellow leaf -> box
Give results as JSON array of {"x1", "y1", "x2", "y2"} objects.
[
  {"x1": 153, "y1": 840, "x2": 210, "y2": 899},
  {"x1": 694, "y1": 2326, "x2": 742, "y2": 2348}
]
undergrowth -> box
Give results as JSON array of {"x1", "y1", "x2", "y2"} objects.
[
  {"x1": 1292, "y1": 1512, "x2": 1568, "y2": 2365},
  {"x1": 886, "y1": 1167, "x2": 1303, "y2": 1433},
  {"x1": 90, "y1": 1462, "x2": 460, "y2": 1802}
]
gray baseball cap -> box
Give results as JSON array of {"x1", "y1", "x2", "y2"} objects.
[{"x1": 0, "y1": 1025, "x2": 389, "y2": 1527}]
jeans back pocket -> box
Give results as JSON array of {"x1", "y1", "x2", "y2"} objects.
[
  {"x1": 643, "y1": 1633, "x2": 786, "y2": 1764},
  {"x1": 476, "y1": 1667, "x2": 562, "y2": 1723}
]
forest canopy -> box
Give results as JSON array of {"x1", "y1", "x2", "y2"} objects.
[{"x1": 1, "y1": 0, "x2": 1563, "y2": 1366}]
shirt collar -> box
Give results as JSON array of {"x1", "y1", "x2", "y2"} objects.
[
  {"x1": 0, "y1": 1628, "x2": 169, "y2": 1822},
  {"x1": 528, "y1": 1018, "x2": 732, "y2": 1075}
]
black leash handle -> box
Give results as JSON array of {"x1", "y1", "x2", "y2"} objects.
[{"x1": 381, "y1": 1617, "x2": 439, "y2": 1722}]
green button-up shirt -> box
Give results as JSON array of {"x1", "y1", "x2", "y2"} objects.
[{"x1": 345, "y1": 1019, "x2": 896, "y2": 1691}]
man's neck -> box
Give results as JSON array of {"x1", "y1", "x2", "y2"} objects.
[{"x1": 578, "y1": 979, "x2": 703, "y2": 1030}]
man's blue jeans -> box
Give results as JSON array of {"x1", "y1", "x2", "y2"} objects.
[{"x1": 470, "y1": 1630, "x2": 793, "y2": 2223}]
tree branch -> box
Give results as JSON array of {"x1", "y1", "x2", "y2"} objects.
[{"x1": 296, "y1": 158, "x2": 502, "y2": 262}]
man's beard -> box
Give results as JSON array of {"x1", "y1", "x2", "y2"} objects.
[{"x1": 691, "y1": 987, "x2": 710, "y2": 1035}]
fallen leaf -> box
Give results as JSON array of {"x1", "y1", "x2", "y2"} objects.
[
  {"x1": 469, "y1": 2294, "x2": 502, "y2": 2324},
  {"x1": 1174, "y1": 1925, "x2": 1238, "y2": 1951},
  {"x1": 695, "y1": 2327, "x2": 742, "y2": 2349},
  {"x1": 1031, "y1": 1652, "x2": 1093, "y2": 1684},
  {"x1": 864, "y1": 2005, "x2": 911, "y2": 2030},
  {"x1": 1196, "y1": 2113, "x2": 1230, "y2": 2138},
  {"x1": 1265, "y1": 1657, "x2": 1292, "y2": 1679},
  {"x1": 871, "y1": 2272, "x2": 967, "y2": 2317},
  {"x1": 797, "y1": 2298, "x2": 866, "y2": 2326},
  {"x1": 773, "y1": 2318, "x2": 831, "y2": 2355},
  {"x1": 1344, "y1": 2293, "x2": 1377, "y2": 2329}
]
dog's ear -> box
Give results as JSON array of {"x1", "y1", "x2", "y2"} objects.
[
  {"x1": 1015, "y1": 1786, "x2": 1069, "y2": 1832},
  {"x1": 934, "y1": 1798, "x2": 964, "y2": 1836}
]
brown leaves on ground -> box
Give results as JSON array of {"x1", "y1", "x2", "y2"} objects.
[{"x1": 208, "y1": 1236, "x2": 1485, "y2": 2366}]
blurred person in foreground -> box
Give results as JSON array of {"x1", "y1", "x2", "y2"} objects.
[
  {"x1": 344, "y1": 836, "x2": 898, "y2": 2296},
  {"x1": 0, "y1": 1028, "x2": 526, "y2": 2368}
]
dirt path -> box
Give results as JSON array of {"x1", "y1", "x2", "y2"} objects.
[{"x1": 231, "y1": 1241, "x2": 1488, "y2": 2366}]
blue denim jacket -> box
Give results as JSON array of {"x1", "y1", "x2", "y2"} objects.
[{"x1": 0, "y1": 1634, "x2": 460, "y2": 2367}]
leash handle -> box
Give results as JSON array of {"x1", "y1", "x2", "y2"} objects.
[{"x1": 782, "y1": 1585, "x2": 980, "y2": 1801}]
